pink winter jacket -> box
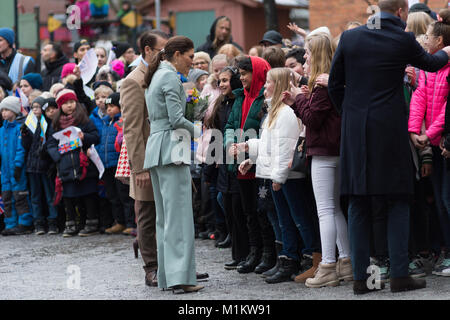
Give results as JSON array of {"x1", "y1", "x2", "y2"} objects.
[{"x1": 409, "y1": 62, "x2": 450, "y2": 146}]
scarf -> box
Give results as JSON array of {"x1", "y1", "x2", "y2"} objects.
[{"x1": 59, "y1": 114, "x2": 77, "y2": 129}]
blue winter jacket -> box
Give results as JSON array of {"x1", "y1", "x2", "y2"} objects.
[
  {"x1": 96, "y1": 113, "x2": 121, "y2": 169},
  {"x1": 0, "y1": 119, "x2": 27, "y2": 191},
  {"x1": 89, "y1": 106, "x2": 107, "y2": 134}
]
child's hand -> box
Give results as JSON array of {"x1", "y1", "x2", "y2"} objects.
[
  {"x1": 78, "y1": 132, "x2": 84, "y2": 140},
  {"x1": 73, "y1": 66, "x2": 81, "y2": 79}
]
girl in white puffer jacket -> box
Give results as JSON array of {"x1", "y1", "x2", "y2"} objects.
[{"x1": 237, "y1": 68, "x2": 321, "y2": 284}]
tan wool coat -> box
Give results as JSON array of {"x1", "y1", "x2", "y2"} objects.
[{"x1": 120, "y1": 62, "x2": 154, "y2": 201}]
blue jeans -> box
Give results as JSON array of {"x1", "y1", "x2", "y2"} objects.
[
  {"x1": 28, "y1": 173, "x2": 58, "y2": 226},
  {"x1": 271, "y1": 178, "x2": 321, "y2": 261},
  {"x1": 210, "y1": 183, "x2": 225, "y2": 226},
  {"x1": 348, "y1": 195, "x2": 410, "y2": 280},
  {"x1": 430, "y1": 146, "x2": 450, "y2": 249}
]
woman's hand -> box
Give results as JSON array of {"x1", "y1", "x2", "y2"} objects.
[
  {"x1": 78, "y1": 131, "x2": 84, "y2": 140},
  {"x1": 315, "y1": 74, "x2": 329, "y2": 87},
  {"x1": 238, "y1": 159, "x2": 253, "y2": 175},
  {"x1": 272, "y1": 182, "x2": 281, "y2": 192}
]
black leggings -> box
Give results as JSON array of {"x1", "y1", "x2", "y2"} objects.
[{"x1": 223, "y1": 191, "x2": 248, "y2": 261}]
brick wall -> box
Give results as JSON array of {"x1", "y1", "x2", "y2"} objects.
[{"x1": 310, "y1": 0, "x2": 449, "y2": 38}]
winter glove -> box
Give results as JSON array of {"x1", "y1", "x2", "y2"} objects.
[{"x1": 14, "y1": 166, "x2": 22, "y2": 181}]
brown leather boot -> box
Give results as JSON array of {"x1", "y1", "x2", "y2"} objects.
[{"x1": 294, "y1": 252, "x2": 322, "y2": 283}]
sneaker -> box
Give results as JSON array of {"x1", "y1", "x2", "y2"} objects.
[
  {"x1": 78, "y1": 219, "x2": 99, "y2": 237},
  {"x1": 63, "y1": 221, "x2": 78, "y2": 237},
  {"x1": 433, "y1": 251, "x2": 450, "y2": 277},
  {"x1": 432, "y1": 251, "x2": 446, "y2": 275},
  {"x1": 372, "y1": 256, "x2": 390, "y2": 283},
  {"x1": 34, "y1": 225, "x2": 46, "y2": 235},
  {"x1": 47, "y1": 224, "x2": 59, "y2": 235},
  {"x1": 408, "y1": 256, "x2": 426, "y2": 278}
]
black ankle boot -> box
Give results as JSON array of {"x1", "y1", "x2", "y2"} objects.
[
  {"x1": 261, "y1": 242, "x2": 283, "y2": 278},
  {"x1": 265, "y1": 256, "x2": 298, "y2": 284},
  {"x1": 254, "y1": 246, "x2": 277, "y2": 274},
  {"x1": 353, "y1": 280, "x2": 385, "y2": 295},
  {"x1": 390, "y1": 276, "x2": 426, "y2": 293},
  {"x1": 217, "y1": 234, "x2": 231, "y2": 248},
  {"x1": 237, "y1": 247, "x2": 262, "y2": 274}
]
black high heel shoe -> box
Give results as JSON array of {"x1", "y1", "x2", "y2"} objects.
[{"x1": 133, "y1": 239, "x2": 139, "y2": 259}]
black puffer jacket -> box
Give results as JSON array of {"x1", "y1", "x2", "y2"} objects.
[
  {"x1": 21, "y1": 117, "x2": 54, "y2": 174},
  {"x1": 41, "y1": 55, "x2": 69, "y2": 91},
  {"x1": 46, "y1": 119, "x2": 100, "y2": 183}
]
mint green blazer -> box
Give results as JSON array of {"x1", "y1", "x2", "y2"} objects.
[{"x1": 143, "y1": 62, "x2": 200, "y2": 169}]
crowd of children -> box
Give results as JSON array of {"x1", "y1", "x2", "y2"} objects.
[{"x1": 0, "y1": 0, "x2": 449, "y2": 295}]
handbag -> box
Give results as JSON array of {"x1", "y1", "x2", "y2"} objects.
[
  {"x1": 115, "y1": 137, "x2": 131, "y2": 184},
  {"x1": 290, "y1": 136, "x2": 309, "y2": 174}
]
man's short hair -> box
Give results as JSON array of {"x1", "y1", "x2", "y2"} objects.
[
  {"x1": 49, "y1": 43, "x2": 64, "y2": 60},
  {"x1": 378, "y1": 0, "x2": 408, "y2": 14},
  {"x1": 139, "y1": 30, "x2": 169, "y2": 58}
]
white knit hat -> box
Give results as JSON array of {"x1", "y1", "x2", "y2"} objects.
[{"x1": 0, "y1": 96, "x2": 21, "y2": 115}]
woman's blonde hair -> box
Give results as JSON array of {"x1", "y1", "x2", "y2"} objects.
[
  {"x1": 407, "y1": 11, "x2": 434, "y2": 36},
  {"x1": 265, "y1": 68, "x2": 293, "y2": 129},
  {"x1": 305, "y1": 32, "x2": 335, "y2": 92}
]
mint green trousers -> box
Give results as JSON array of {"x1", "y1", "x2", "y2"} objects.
[{"x1": 150, "y1": 164, "x2": 197, "y2": 289}]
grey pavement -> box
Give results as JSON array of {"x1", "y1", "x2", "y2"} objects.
[{"x1": 1, "y1": 233, "x2": 449, "y2": 300}]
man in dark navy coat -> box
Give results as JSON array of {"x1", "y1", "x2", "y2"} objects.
[{"x1": 328, "y1": 0, "x2": 450, "y2": 294}]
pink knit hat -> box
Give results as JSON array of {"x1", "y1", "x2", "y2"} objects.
[
  {"x1": 111, "y1": 59, "x2": 125, "y2": 78},
  {"x1": 61, "y1": 63, "x2": 77, "y2": 79}
]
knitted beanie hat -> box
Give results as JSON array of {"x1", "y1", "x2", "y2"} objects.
[
  {"x1": 105, "y1": 92, "x2": 120, "y2": 109},
  {"x1": 0, "y1": 28, "x2": 15, "y2": 46},
  {"x1": 111, "y1": 59, "x2": 125, "y2": 78},
  {"x1": 56, "y1": 89, "x2": 78, "y2": 108},
  {"x1": 22, "y1": 73, "x2": 43, "y2": 90},
  {"x1": 0, "y1": 96, "x2": 21, "y2": 115},
  {"x1": 61, "y1": 63, "x2": 77, "y2": 79},
  {"x1": 31, "y1": 96, "x2": 47, "y2": 108}
]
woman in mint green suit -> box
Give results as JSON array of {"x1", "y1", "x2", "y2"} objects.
[{"x1": 143, "y1": 36, "x2": 202, "y2": 293}]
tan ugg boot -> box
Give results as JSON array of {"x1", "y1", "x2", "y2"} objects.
[
  {"x1": 336, "y1": 257, "x2": 353, "y2": 281},
  {"x1": 305, "y1": 262, "x2": 340, "y2": 288},
  {"x1": 295, "y1": 252, "x2": 322, "y2": 283}
]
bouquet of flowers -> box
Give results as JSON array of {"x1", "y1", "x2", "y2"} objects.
[{"x1": 185, "y1": 88, "x2": 209, "y2": 122}]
